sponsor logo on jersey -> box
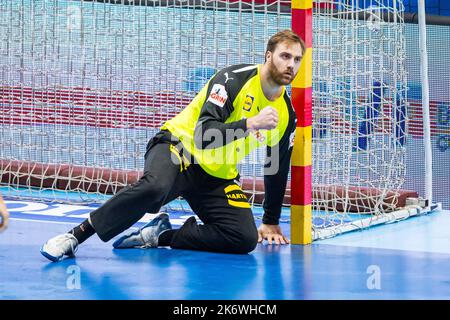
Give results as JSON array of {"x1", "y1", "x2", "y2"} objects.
[
  {"x1": 208, "y1": 83, "x2": 228, "y2": 107},
  {"x1": 252, "y1": 130, "x2": 266, "y2": 143},
  {"x1": 243, "y1": 95, "x2": 254, "y2": 112},
  {"x1": 224, "y1": 72, "x2": 234, "y2": 83},
  {"x1": 224, "y1": 184, "x2": 250, "y2": 208}
]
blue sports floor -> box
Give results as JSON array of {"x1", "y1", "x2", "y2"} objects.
[{"x1": 0, "y1": 197, "x2": 449, "y2": 300}]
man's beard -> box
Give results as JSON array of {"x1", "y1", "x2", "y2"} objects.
[{"x1": 268, "y1": 62, "x2": 295, "y2": 86}]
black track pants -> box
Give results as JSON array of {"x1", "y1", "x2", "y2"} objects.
[{"x1": 90, "y1": 131, "x2": 258, "y2": 254}]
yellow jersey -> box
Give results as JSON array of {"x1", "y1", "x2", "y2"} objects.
[{"x1": 162, "y1": 64, "x2": 297, "y2": 224}]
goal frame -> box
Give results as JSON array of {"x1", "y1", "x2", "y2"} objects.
[{"x1": 290, "y1": 0, "x2": 437, "y2": 244}]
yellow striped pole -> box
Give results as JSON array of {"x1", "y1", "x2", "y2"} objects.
[{"x1": 291, "y1": 0, "x2": 313, "y2": 244}]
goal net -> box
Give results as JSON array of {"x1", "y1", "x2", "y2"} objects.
[{"x1": 0, "y1": 0, "x2": 424, "y2": 239}]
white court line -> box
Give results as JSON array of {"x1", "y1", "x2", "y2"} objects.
[
  {"x1": 9, "y1": 216, "x2": 187, "y2": 226},
  {"x1": 10, "y1": 217, "x2": 80, "y2": 225}
]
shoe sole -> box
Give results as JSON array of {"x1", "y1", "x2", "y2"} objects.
[
  {"x1": 112, "y1": 229, "x2": 142, "y2": 249},
  {"x1": 40, "y1": 246, "x2": 62, "y2": 262},
  {"x1": 112, "y1": 213, "x2": 170, "y2": 249}
]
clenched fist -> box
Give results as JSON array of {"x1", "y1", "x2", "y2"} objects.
[{"x1": 246, "y1": 106, "x2": 278, "y2": 131}]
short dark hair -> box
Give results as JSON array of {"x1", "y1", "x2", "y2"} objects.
[{"x1": 265, "y1": 29, "x2": 306, "y2": 61}]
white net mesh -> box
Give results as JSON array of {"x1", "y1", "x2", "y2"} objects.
[
  {"x1": 311, "y1": 1, "x2": 409, "y2": 235},
  {"x1": 0, "y1": 0, "x2": 290, "y2": 203},
  {"x1": 0, "y1": 0, "x2": 414, "y2": 238}
]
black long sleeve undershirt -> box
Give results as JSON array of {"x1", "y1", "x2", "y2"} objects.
[{"x1": 191, "y1": 65, "x2": 296, "y2": 225}]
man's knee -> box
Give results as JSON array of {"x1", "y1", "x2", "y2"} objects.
[
  {"x1": 239, "y1": 231, "x2": 258, "y2": 253},
  {"x1": 224, "y1": 212, "x2": 258, "y2": 254},
  {"x1": 139, "y1": 174, "x2": 171, "y2": 198},
  {"x1": 228, "y1": 228, "x2": 258, "y2": 254}
]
